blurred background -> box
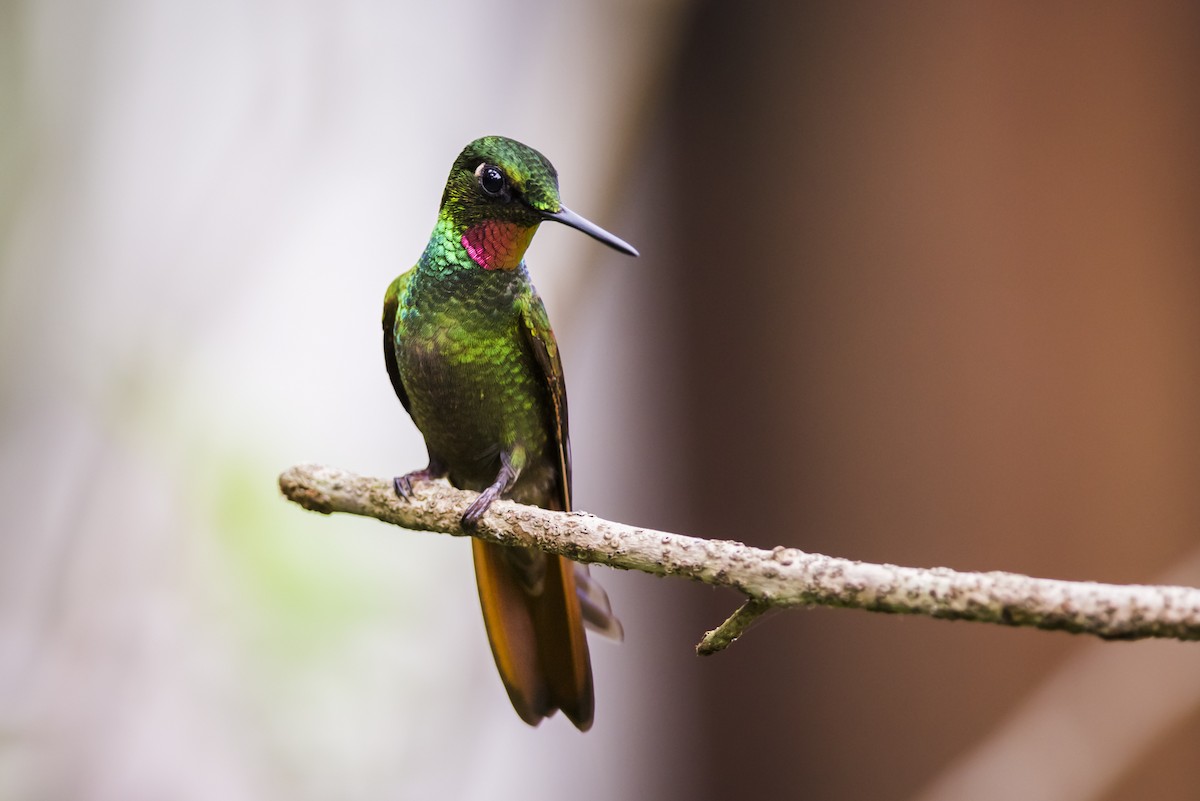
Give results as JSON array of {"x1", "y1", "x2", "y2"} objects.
[{"x1": 2, "y1": 1, "x2": 1199, "y2": 799}]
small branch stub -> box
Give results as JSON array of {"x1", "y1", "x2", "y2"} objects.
[
  {"x1": 278, "y1": 463, "x2": 1200, "y2": 650},
  {"x1": 697, "y1": 599, "x2": 772, "y2": 655}
]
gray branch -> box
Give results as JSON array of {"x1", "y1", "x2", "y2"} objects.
[{"x1": 278, "y1": 463, "x2": 1200, "y2": 649}]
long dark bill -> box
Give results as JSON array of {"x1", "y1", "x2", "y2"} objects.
[{"x1": 543, "y1": 206, "x2": 639, "y2": 257}]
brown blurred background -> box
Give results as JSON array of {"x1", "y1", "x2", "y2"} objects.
[
  {"x1": 646, "y1": 2, "x2": 1200, "y2": 799},
  {"x1": 2, "y1": 2, "x2": 1199, "y2": 800}
]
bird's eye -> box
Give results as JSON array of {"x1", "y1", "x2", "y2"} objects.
[{"x1": 476, "y1": 163, "x2": 507, "y2": 198}]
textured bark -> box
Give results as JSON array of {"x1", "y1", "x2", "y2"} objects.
[{"x1": 279, "y1": 463, "x2": 1200, "y2": 648}]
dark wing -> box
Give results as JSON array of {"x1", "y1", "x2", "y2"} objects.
[
  {"x1": 517, "y1": 290, "x2": 571, "y2": 511},
  {"x1": 517, "y1": 290, "x2": 622, "y2": 636},
  {"x1": 382, "y1": 271, "x2": 413, "y2": 413},
  {"x1": 473, "y1": 290, "x2": 583, "y2": 729}
]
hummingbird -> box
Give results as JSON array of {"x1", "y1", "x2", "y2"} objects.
[{"x1": 382, "y1": 136, "x2": 637, "y2": 730}]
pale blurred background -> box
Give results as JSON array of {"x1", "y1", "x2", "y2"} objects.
[{"x1": 2, "y1": 2, "x2": 1199, "y2": 800}]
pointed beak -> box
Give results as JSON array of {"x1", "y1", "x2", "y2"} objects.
[{"x1": 542, "y1": 205, "x2": 639, "y2": 257}]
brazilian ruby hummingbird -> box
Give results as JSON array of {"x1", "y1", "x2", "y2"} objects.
[{"x1": 382, "y1": 136, "x2": 638, "y2": 730}]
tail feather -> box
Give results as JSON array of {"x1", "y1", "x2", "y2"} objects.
[
  {"x1": 472, "y1": 540, "x2": 550, "y2": 725},
  {"x1": 533, "y1": 552, "x2": 593, "y2": 729},
  {"x1": 575, "y1": 564, "x2": 624, "y2": 641},
  {"x1": 472, "y1": 540, "x2": 594, "y2": 730}
]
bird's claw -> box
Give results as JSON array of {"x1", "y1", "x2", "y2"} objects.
[
  {"x1": 394, "y1": 470, "x2": 434, "y2": 500},
  {"x1": 460, "y1": 486, "x2": 501, "y2": 529},
  {"x1": 460, "y1": 496, "x2": 489, "y2": 529}
]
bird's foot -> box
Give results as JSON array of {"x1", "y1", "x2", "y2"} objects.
[
  {"x1": 393, "y1": 461, "x2": 447, "y2": 500},
  {"x1": 460, "y1": 452, "x2": 519, "y2": 529},
  {"x1": 461, "y1": 486, "x2": 501, "y2": 529}
]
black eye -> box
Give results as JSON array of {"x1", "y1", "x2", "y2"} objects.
[{"x1": 476, "y1": 163, "x2": 507, "y2": 197}]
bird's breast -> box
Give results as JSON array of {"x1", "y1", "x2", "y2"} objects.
[{"x1": 395, "y1": 311, "x2": 549, "y2": 491}]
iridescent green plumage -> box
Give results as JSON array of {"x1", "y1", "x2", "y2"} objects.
[{"x1": 383, "y1": 136, "x2": 636, "y2": 730}]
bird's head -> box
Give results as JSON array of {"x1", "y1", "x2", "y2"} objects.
[{"x1": 439, "y1": 136, "x2": 638, "y2": 271}]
